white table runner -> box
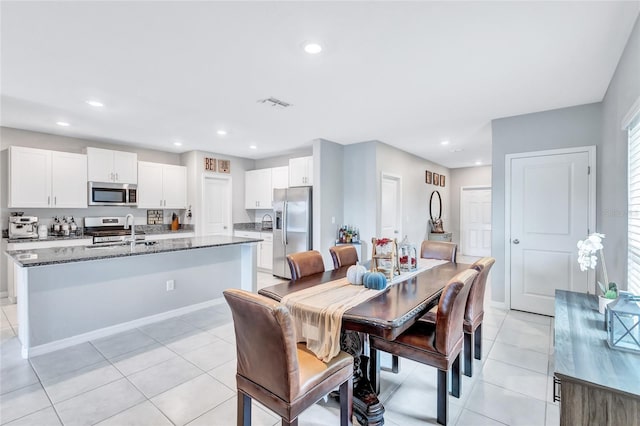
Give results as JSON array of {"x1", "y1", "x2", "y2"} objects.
[{"x1": 281, "y1": 259, "x2": 448, "y2": 361}]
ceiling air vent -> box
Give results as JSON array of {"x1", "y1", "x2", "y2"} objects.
[{"x1": 257, "y1": 97, "x2": 292, "y2": 108}]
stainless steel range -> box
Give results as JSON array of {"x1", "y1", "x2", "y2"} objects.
[{"x1": 84, "y1": 216, "x2": 145, "y2": 245}]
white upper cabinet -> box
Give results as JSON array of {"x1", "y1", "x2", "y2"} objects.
[
  {"x1": 86, "y1": 147, "x2": 137, "y2": 184},
  {"x1": 271, "y1": 166, "x2": 289, "y2": 189},
  {"x1": 137, "y1": 161, "x2": 187, "y2": 209},
  {"x1": 9, "y1": 146, "x2": 87, "y2": 208},
  {"x1": 289, "y1": 156, "x2": 313, "y2": 186},
  {"x1": 245, "y1": 168, "x2": 272, "y2": 209}
]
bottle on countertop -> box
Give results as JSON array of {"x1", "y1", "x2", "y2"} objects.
[
  {"x1": 69, "y1": 217, "x2": 78, "y2": 235},
  {"x1": 52, "y1": 217, "x2": 61, "y2": 234},
  {"x1": 61, "y1": 217, "x2": 70, "y2": 236}
]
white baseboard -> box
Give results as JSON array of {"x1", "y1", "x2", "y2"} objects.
[
  {"x1": 489, "y1": 300, "x2": 508, "y2": 310},
  {"x1": 22, "y1": 297, "x2": 226, "y2": 359},
  {"x1": 0, "y1": 291, "x2": 8, "y2": 299}
]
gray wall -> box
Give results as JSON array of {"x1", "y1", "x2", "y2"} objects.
[
  {"x1": 450, "y1": 166, "x2": 492, "y2": 248},
  {"x1": 491, "y1": 103, "x2": 603, "y2": 303},
  {"x1": 254, "y1": 148, "x2": 312, "y2": 169},
  {"x1": 313, "y1": 139, "x2": 344, "y2": 269},
  {"x1": 601, "y1": 15, "x2": 640, "y2": 289},
  {"x1": 375, "y1": 141, "x2": 450, "y2": 250}
]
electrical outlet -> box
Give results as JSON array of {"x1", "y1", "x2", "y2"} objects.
[
  {"x1": 331, "y1": 216, "x2": 335, "y2": 224},
  {"x1": 166, "y1": 280, "x2": 175, "y2": 291}
]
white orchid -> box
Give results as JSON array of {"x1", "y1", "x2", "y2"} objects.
[{"x1": 577, "y1": 232, "x2": 615, "y2": 298}]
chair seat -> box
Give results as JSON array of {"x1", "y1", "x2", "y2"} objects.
[
  {"x1": 297, "y1": 344, "x2": 353, "y2": 397},
  {"x1": 370, "y1": 321, "x2": 462, "y2": 371}
]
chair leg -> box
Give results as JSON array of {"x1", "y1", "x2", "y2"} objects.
[
  {"x1": 237, "y1": 391, "x2": 251, "y2": 426},
  {"x1": 370, "y1": 347, "x2": 381, "y2": 395},
  {"x1": 451, "y1": 353, "x2": 461, "y2": 398},
  {"x1": 474, "y1": 324, "x2": 482, "y2": 360},
  {"x1": 391, "y1": 355, "x2": 400, "y2": 373},
  {"x1": 463, "y1": 331, "x2": 473, "y2": 377},
  {"x1": 339, "y1": 377, "x2": 354, "y2": 426},
  {"x1": 437, "y1": 369, "x2": 449, "y2": 425}
]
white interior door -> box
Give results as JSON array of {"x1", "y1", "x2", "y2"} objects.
[
  {"x1": 508, "y1": 148, "x2": 594, "y2": 316},
  {"x1": 380, "y1": 173, "x2": 402, "y2": 239},
  {"x1": 202, "y1": 176, "x2": 232, "y2": 236},
  {"x1": 461, "y1": 188, "x2": 492, "y2": 256}
]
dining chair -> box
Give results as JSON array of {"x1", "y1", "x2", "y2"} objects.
[
  {"x1": 386, "y1": 240, "x2": 458, "y2": 372},
  {"x1": 287, "y1": 250, "x2": 325, "y2": 280},
  {"x1": 329, "y1": 245, "x2": 359, "y2": 269},
  {"x1": 224, "y1": 289, "x2": 354, "y2": 426},
  {"x1": 420, "y1": 257, "x2": 495, "y2": 377},
  {"x1": 369, "y1": 269, "x2": 478, "y2": 425},
  {"x1": 420, "y1": 240, "x2": 458, "y2": 262}
]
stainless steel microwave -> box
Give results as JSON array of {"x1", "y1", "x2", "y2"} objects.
[{"x1": 88, "y1": 182, "x2": 137, "y2": 206}]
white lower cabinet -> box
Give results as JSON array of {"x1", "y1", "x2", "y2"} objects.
[{"x1": 234, "y1": 230, "x2": 272, "y2": 271}]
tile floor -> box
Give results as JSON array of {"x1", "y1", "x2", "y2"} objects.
[{"x1": 0, "y1": 271, "x2": 559, "y2": 425}]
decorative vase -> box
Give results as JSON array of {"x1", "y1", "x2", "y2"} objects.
[{"x1": 598, "y1": 296, "x2": 615, "y2": 314}]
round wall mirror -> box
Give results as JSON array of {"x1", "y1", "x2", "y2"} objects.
[{"x1": 430, "y1": 190, "x2": 442, "y2": 221}]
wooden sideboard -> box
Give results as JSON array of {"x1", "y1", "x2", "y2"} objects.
[{"x1": 554, "y1": 290, "x2": 640, "y2": 426}]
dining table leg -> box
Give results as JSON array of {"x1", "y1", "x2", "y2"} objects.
[{"x1": 340, "y1": 331, "x2": 385, "y2": 426}]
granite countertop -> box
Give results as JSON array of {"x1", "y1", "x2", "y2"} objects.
[
  {"x1": 233, "y1": 223, "x2": 273, "y2": 233},
  {"x1": 6, "y1": 235, "x2": 92, "y2": 244},
  {"x1": 554, "y1": 290, "x2": 640, "y2": 398},
  {"x1": 5, "y1": 235, "x2": 262, "y2": 267}
]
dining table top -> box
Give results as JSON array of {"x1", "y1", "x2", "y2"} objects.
[{"x1": 259, "y1": 261, "x2": 471, "y2": 340}]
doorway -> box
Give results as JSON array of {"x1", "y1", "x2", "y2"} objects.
[
  {"x1": 460, "y1": 187, "x2": 492, "y2": 257},
  {"x1": 505, "y1": 146, "x2": 595, "y2": 316},
  {"x1": 380, "y1": 173, "x2": 402, "y2": 239},
  {"x1": 202, "y1": 175, "x2": 232, "y2": 236}
]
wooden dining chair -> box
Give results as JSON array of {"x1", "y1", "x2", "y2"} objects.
[
  {"x1": 224, "y1": 289, "x2": 354, "y2": 426},
  {"x1": 420, "y1": 240, "x2": 458, "y2": 262},
  {"x1": 286, "y1": 250, "x2": 325, "y2": 280},
  {"x1": 329, "y1": 245, "x2": 359, "y2": 269},
  {"x1": 419, "y1": 257, "x2": 495, "y2": 377},
  {"x1": 369, "y1": 269, "x2": 478, "y2": 425}
]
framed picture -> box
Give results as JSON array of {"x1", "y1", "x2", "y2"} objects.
[
  {"x1": 204, "y1": 157, "x2": 217, "y2": 172},
  {"x1": 425, "y1": 170, "x2": 432, "y2": 184},
  {"x1": 440, "y1": 175, "x2": 446, "y2": 187},
  {"x1": 218, "y1": 159, "x2": 231, "y2": 174},
  {"x1": 433, "y1": 173, "x2": 440, "y2": 186}
]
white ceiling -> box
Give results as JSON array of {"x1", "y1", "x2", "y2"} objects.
[{"x1": 1, "y1": 1, "x2": 638, "y2": 168}]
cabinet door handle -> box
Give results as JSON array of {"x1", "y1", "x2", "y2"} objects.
[
  {"x1": 160, "y1": 200, "x2": 163, "y2": 206},
  {"x1": 48, "y1": 196, "x2": 50, "y2": 206},
  {"x1": 115, "y1": 173, "x2": 119, "y2": 181},
  {"x1": 164, "y1": 200, "x2": 166, "y2": 207},
  {"x1": 54, "y1": 196, "x2": 57, "y2": 206}
]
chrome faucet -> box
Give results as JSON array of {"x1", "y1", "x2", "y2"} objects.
[{"x1": 124, "y1": 214, "x2": 135, "y2": 243}]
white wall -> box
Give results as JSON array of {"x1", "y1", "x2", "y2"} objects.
[{"x1": 450, "y1": 166, "x2": 492, "y2": 248}]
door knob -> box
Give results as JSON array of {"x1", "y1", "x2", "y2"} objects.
[{"x1": 513, "y1": 239, "x2": 520, "y2": 244}]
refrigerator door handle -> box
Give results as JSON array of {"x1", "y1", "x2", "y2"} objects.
[{"x1": 283, "y1": 201, "x2": 288, "y2": 245}]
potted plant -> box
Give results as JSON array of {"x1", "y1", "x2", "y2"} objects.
[{"x1": 577, "y1": 232, "x2": 618, "y2": 313}]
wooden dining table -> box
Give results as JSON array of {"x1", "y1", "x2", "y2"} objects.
[{"x1": 259, "y1": 261, "x2": 471, "y2": 426}]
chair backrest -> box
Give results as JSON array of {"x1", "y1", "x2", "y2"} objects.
[
  {"x1": 465, "y1": 257, "x2": 496, "y2": 325},
  {"x1": 420, "y1": 240, "x2": 457, "y2": 262},
  {"x1": 287, "y1": 250, "x2": 325, "y2": 280},
  {"x1": 435, "y1": 269, "x2": 478, "y2": 354},
  {"x1": 223, "y1": 289, "x2": 300, "y2": 401},
  {"x1": 329, "y1": 245, "x2": 359, "y2": 269}
]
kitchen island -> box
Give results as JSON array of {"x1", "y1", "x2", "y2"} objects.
[{"x1": 5, "y1": 235, "x2": 261, "y2": 358}]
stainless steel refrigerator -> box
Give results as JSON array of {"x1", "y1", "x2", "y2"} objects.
[{"x1": 272, "y1": 187, "x2": 312, "y2": 279}]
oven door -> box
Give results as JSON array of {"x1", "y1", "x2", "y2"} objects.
[{"x1": 88, "y1": 182, "x2": 137, "y2": 206}]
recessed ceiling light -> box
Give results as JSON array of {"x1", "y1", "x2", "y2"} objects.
[
  {"x1": 249, "y1": 145, "x2": 257, "y2": 150},
  {"x1": 450, "y1": 148, "x2": 463, "y2": 153},
  {"x1": 304, "y1": 43, "x2": 323, "y2": 54},
  {"x1": 216, "y1": 130, "x2": 227, "y2": 136},
  {"x1": 475, "y1": 161, "x2": 483, "y2": 166},
  {"x1": 85, "y1": 100, "x2": 104, "y2": 107},
  {"x1": 56, "y1": 121, "x2": 70, "y2": 127},
  {"x1": 173, "y1": 141, "x2": 183, "y2": 147},
  {"x1": 440, "y1": 140, "x2": 450, "y2": 145}
]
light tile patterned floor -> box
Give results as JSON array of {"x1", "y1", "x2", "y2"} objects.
[{"x1": 0, "y1": 271, "x2": 559, "y2": 425}]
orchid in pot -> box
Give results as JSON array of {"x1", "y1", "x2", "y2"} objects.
[{"x1": 577, "y1": 232, "x2": 618, "y2": 313}]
